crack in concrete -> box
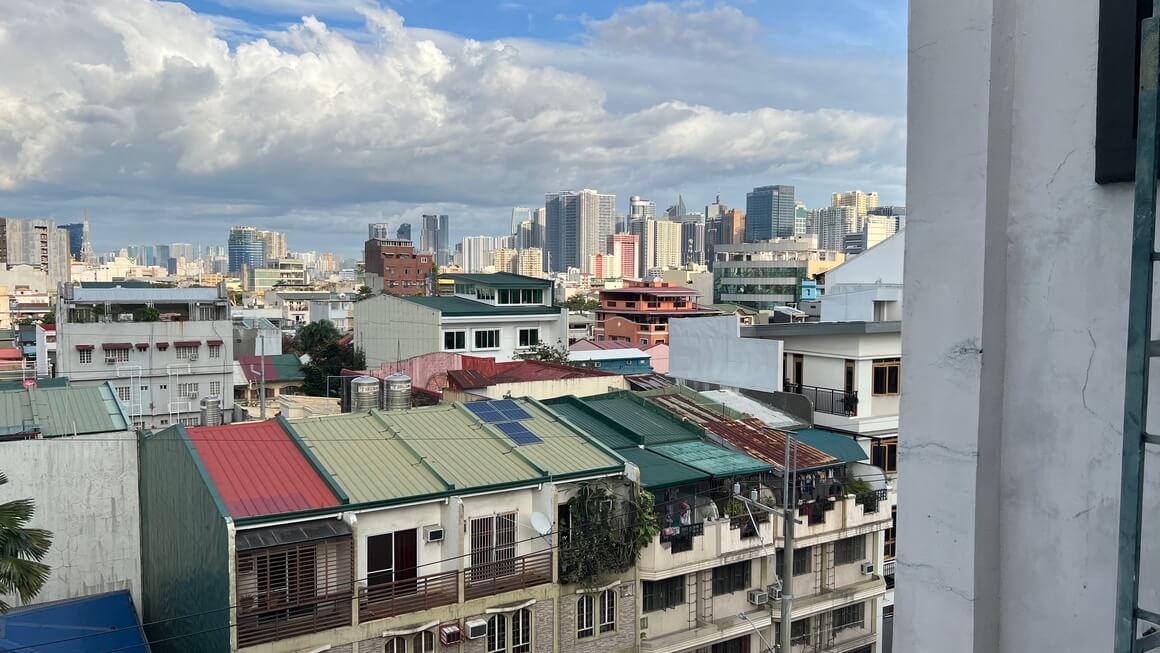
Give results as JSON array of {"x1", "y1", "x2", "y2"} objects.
[
  {"x1": 1047, "y1": 147, "x2": 1076, "y2": 189},
  {"x1": 1081, "y1": 328, "x2": 1119, "y2": 435},
  {"x1": 896, "y1": 560, "x2": 975, "y2": 603}
]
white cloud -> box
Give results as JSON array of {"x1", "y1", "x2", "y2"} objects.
[
  {"x1": 0, "y1": 0, "x2": 904, "y2": 251},
  {"x1": 582, "y1": 1, "x2": 760, "y2": 59}
]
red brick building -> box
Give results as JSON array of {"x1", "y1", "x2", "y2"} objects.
[
  {"x1": 363, "y1": 238, "x2": 431, "y2": 295},
  {"x1": 594, "y1": 280, "x2": 719, "y2": 346}
]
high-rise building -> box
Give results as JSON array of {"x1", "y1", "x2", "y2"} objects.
[
  {"x1": 831, "y1": 190, "x2": 880, "y2": 216},
  {"x1": 679, "y1": 214, "x2": 707, "y2": 266},
  {"x1": 363, "y1": 226, "x2": 432, "y2": 295},
  {"x1": 227, "y1": 226, "x2": 265, "y2": 274},
  {"x1": 817, "y1": 206, "x2": 861, "y2": 251},
  {"x1": 511, "y1": 207, "x2": 532, "y2": 235},
  {"x1": 493, "y1": 248, "x2": 518, "y2": 274},
  {"x1": 869, "y1": 205, "x2": 907, "y2": 232},
  {"x1": 721, "y1": 209, "x2": 746, "y2": 245},
  {"x1": 666, "y1": 194, "x2": 688, "y2": 220},
  {"x1": 368, "y1": 223, "x2": 393, "y2": 241},
  {"x1": 255, "y1": 229, "x2": 287, "y2": 263},
  {"x1": 544, "y1": 189, "x2": 616, "y2": 272},
  {"x1": 461, "y1": 236, "x2": 496, "y2": 273},
  {"x1": 516, "y1": 248, "x2": 544, "y2": 278},
  {"x1": 651, "y1": 219, "x2": 683, "y2": 272},
  {"x1": 628, "y1": 196, "x2": 656, "y2": 233},
  {"x1": 420, "y1": 214, "x2": 451, "y2": 266},
  {"x1": 396, "y1": 223, "x2": 412, "y2": 241},
  {"x1": 59, "y1": 223, "x2": 84, "y2": 262},
  {"x1": 588, "y1": 252, "x2": 621, "y2": 279},
  {"x1": 794, "y1": 202, "x2": 809, "y2": 236},
  {"x1": 705, "y1": 194, "x2": 725, "y2": 221},
  {"x1": 170, "y1": 243, "x2": 196, "y2": 262},
  {"x1": 745, "y1": 185, "x2": 796, "y2": 240},
  {"x1": 0, "y1": 217, "x2": 72, "y2": 288},
  {"x1": 610, "y1": 234, "x2": 640, "y2": 279}
]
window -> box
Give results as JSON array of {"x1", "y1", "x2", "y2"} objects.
[
  {"x1": 473, "y1": 329, "x2": 500, "y2": 350},
  {"x1": 791, "y1": 618, "x2": 811, "y2": 646},
  {"x1": 845, "y1": 359, "x2": 856, "y2": 393},
  {"x1": 872, "y1": 358, "x2": 901, "y2": 395},
  {"x1": 640, "y1": 338, "x2": 648, "y2": 345},
  {"x1": 180, "y1": 416, "x2": 200, "y2": 427},
  {"x1": 643, "y1": 576, "x2": 685, "y2": 612},
  {"x1": 777, "y1": 546, "x2": 812, "y2": 576},
  {"x1": 209, "y1": 344, "x2": 222, "y2": 359},
  {"x1": 599, "y1": 589, "x2": 616, "y2": 633},
  {"x1": 413, "y1": 631, "x2": 435, "y2": 653},
  {"x1": 872, "y1": 437, "x2": 898, "y2": 472},
  {"x1": 831, "y1": 602, "x2": 866, "y2": 635},
  {"x1": 106, "y1": 348, "x2": 129, "y2": 363},
  {"x1": 367, "y1": 532, "x2": 394, "y2": 586},
  {"x1": 711, "y1": 635, "x2": 751, "y2": 653},
  {"x1": 885, "y1": 506, "x2": 897, "y2": 559},
  {"x1": 115, "y1": 386, "x2": 131, "y2": 402},
  {"x1": 176, "y1": 345, "x2": 198, "y2": 360},
  {"x1": 443, "y1": 331, "x2": 466, "y2": 351},
  {"x1": 386, "y1": 637, "x2": 407, "y2": 653},
  {"x1": 518, "y1": 328, "x2": 539, "y2": 348},
  {"x1": 79, "y1": 349, "x2": 92, "y2": 364},
  {"x1": 577, "y1": 595, "x2": 594, "y2": 639},
  {"x1": 487, "y1": 614, "x2": 506, "y2": 653},
  {"x1": 511, "y1": 608, "x2": 532, "y2": 653},
  {"x1": 834, "y1": 535, "x2": 866, "y2": 565},
  {"x1": 210, "y1": 381, "x2": 222, "y2": 397},
  {"x1": 470, "y1": 512, "x2": 517, "y2": 579},
  {"x1": 712, "y1": 560, "x2": 751, "y2": 596},
  {"x1": 177, "y1": 382, "x2": 199, "y2": 398}
]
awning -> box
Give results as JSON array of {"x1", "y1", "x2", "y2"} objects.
[
  {"x1": 102, "y1": 343, "x2": 132, "y2": 350},
  {"x1": 793, "y1": 428, "x2": 870, "y2": 464},
  {"x1": 650, "y1": 440, "x2": 774, "y2": 477},
  {"x1": 207, "y1": 339, "x2": 224, "y2": 345},
  {"x1": 235, "y1": 518, "x2": 352, "y2": 551},
  {"x1": 615, "y1": 447, "x2": 709, "y2": 491},
  {"x1": 155, "y1": 342, "x2": 169, "y2": 350},
  {"x1": 75, "y1": 344, "x2": 94, "y2": 351},
  {"x1": 174, "y1": 340, "x2": 201, "y2": 347},
  {"x1": 135, "y1": 343, "x2": 149, "y2": 350}
]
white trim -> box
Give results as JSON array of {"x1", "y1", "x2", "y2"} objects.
[
  {"x1": 577, "y1": 579, "x2": 622, "y2": 594},
  {"x1": 485, "y1": 598, "x2": 536, "y2": 613},
  {"x1": 471, "y1": 327, "x2": 502, "y2": 351},
  {"x1": 381, "y1": 619, "x2": 439, "y2": 637}
]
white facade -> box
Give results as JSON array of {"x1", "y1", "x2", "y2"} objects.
[
  {"x1": 461, "y1": 235, "x2": 496, "y2": 273},
  {"x1": 651, "y1": 219, "x2": 683, "y2": 270},
  {"x1": 669, "y1": 315, "x2": 784, "y2": 394},
  {"x1": 820, "y1": 231, "x2": 905, "y2": 323},
  {"x1": 34, "y1": 324, "x2": 56, "y2": 377},
  {"x1": 308, "y1": 297, "x2": 354, "y2": 332},
  {"x1": 55, "y1": 285, "x2": 234, "y2": 429}
]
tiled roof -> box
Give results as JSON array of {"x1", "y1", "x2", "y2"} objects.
[
  {"x1": 400, "y1": 295, "x2": 563, "y2": 317},
  {"x1": 0, "y1": 590, "x2": 148, "y2": 653},
  {"x1": 0, "y1": 383, "x2": 130, "y2": 437},
  {"x1": 625, "y1": 373, "x2": 674, "y2": 391},
  {"x1": 185, "y1": 420, "x2": 342, "y2": 519},
  {"x1": 239, "y1": 353, "x2": 305, "y2": 383}
]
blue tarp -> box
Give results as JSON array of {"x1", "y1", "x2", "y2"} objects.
[{"x1": 0, "y1": 590, "x2": 149, "y2": 652}]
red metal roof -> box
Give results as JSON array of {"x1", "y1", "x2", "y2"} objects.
[
  {"x1": 186, "y1": 420, "x2": 341, "y2": 518},
  {"x1": 0, "y1": 348, "x2": 22, "y2": 361},
  {"x1": 446, "y1": 359, "x2": 612, "y2": 390}
]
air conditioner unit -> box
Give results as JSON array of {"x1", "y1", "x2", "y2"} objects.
[
  {"x1": 424, "y1": 525, "x2": 445, "y2": 543},
  {"x1": 465, "y1": 618, "x2": 488, "y2": 640},
  {"x1": 188, "y1": 354, "x2": 199, "y2": 361},
  {"x1": 747, "y1": 589, "x2": 769, "y2": 606},
  {"x1": 767, "y1": 585, "x2": 783, "y2": 601},
  {"x1": 860, "y1": 562, "x2": 875, "y2": 575},
  {"x1": 439, "y1": 623, "x2": 463, "y2": 646},
  {"x1": 105, "y1": 357, "x2": 117, "y2": 364}
]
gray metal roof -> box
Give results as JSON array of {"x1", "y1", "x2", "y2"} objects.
[
  {"x1": 697, "y1": 389, "x2": 807, "y2": 430},
  {"x1": 70, "y1": 287, "x2": 223, "y2": 302},
  {"x1": 743, "y1": 320, "x2": 901, "y2": 337}
]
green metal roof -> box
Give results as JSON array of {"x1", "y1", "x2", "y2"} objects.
[
  {"x1": 0, "y1": 383, "x2": 130, "y2": 437},
  {"x1": 288, "y1": 399, "x2": 624, "y2": 506},
  {"x1": 651, "y1": 440, "x2": 775, "y2": 477},
  {"x1": 0, "y1": 377, "x2": 70, "y2": 391},
  {"x1": 441, "y1": 272, "x2": 553, "y2": 289},
  {"x1": 581, "y1": 391, "x2": 703, "y2": 445},
  {"x1": 543, "y1": 397, "x2": 638, "y2": 449},
  {"x1": 793, "y1": 428, "x2": 870, "y2": 463},
  {"x1": 615, "y1": 447, "x2": 709, "y2": 490},
  {"x1": 400, "y1": 295, "x2": 563, "y2": 317}
]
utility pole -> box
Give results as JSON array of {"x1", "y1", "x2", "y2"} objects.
[{"x1": 258, "y1": 331, "x2": 267, "y2": 420}]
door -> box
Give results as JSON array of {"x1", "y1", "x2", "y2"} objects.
[
  {"x1": 394, "y1": 528, "x2": 418, "y2": 594},
  {"x1": 367, "y1": 533, "x2": 394, "y2": 587},
  {"x1": 792, "y1": 354, "x2": 804, "y2": 391}
]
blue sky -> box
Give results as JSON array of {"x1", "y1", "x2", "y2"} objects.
[{"x1": 0, "y1": 0, "x2": 907, "y2": 255}]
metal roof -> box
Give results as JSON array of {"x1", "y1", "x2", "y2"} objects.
[
  {"x1": 794, "y1": 428, "x2": 870, "y2": 463},
  {"x1": 236, "y1": 519, "x2": 352, "y2": 551},
  {"x1": 615, "y1": 446, "x2": 710, "y2": 490},
  {"x1": 601, "y1": 286, "x2": 699, "y2": 296},
  {"x1": 400, "y1": 295, "x2": 563, "y2": 317},
  {"x1": 185, "y1": 420, "x2": 342, "y2": 519},
  {"x1": 743, "y1": 320, "x2": 902, "y2": 338},
  {"x1": 568, "y1": 348, "x2": 651, "y2": 362},
  {"x1": 0, "y1": 590, "x2": 148, "y2": 653},
  {"x1": 581, "y1": 391, "x2": 703, "y2": 445},
  {"x1": 70, "y1": 286, "x2": 222, "y2": 302},
  {"x1": 697, "y1": 389, "x2": 807, "y2": 430},
  {"x1": 650, "y1": 440, "x2": 774, "y2": 477},
  {"x1": 0, "y1": 383, "x2": 130, "y2": 437},
  {"x1": 239, "y1": 354, "x2": 305, "y2": 383},
  {"x1": 441, "y1": 272, "x2": 553, "y2": 288},
  {"x1": 289, "y1": 400, "x2": 624, "y2": 506},
  {"x1": 625, "y1": 373, "x2": 675, "y2": 391},
  {"x1": 543, "y1": 396, "x2": 639, "y2": 449}
]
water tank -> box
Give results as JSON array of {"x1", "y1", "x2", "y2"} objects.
[
  {"x1": 350, "y1": 376, "x2": 380, "y2": 412},
  {"x1": 200, "y1": 396, "x2": 222, "y2": 426},
  {"x1": 383, "y1": 372, "x2": 412, "y2": 411}
]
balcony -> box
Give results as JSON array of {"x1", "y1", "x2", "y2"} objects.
[
  {"x1": 237, "y1": 591, "x2": 353, "y2": 648},
  {"x1": 639, "y1": 517, "x2": 777, "y2": 579},
  {"x1": 358, "y1": 569, "x2": 459, "y2": 622},
  {"x1": 783, "y1": 381, "x2": 858, "y2": 416},
  {"x1": 464, "y1": 549, "x2": 553, "y2": 600}
]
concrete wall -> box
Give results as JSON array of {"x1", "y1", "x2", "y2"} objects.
[
  {"x1": 441, "y1": 313, "x2": 570, "y2": 364},
  {"x1": 0, "y1": 433, "x2": 142, "y2": 609},
  {"x1": 354, "y1": 295, "x2": 441, "y2": 368},
  {"x1": 446, "y1": 375, "x2": 630, "y2": 403},
  {"x1": 670, "y1": 315, "x2": 783, "y2": 393},
  {"x1": 900, "y1": 0, "x2": 1141, "y2": 651}
]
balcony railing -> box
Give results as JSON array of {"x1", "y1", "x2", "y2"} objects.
[
  {"x1": 783, "y1": 381, "x2": 859, "y2": 416},
  {"x1": 659, "y1": 522, "x2": 704, "y2": 552},
  {"x1": 358, "y1": 569, "x2": 459, "y2": 622},
  {"x1": 236, "y1": 590, "x2": 353, "y2": 648},
  {"x1": 464, "y1": 549, "x2": 553, "y2": 600},
  {"x1": 854, "y1": 488, "x2": 889, "y2": 514}
]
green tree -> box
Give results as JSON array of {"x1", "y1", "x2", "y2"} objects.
[
  {"x1": 355, "y1": 285, "x2": 375, "y2": 301},
  {"x1": 40, "y1": 311, "x2": 54, "y2": 325},
  {"x1": 520, "y1": 340, "x2": 571, "y2": 364},
  {"x1": 293, "y1": 320, "x2": 342, "y2": 357},
  {"x1": 563, "y1": 295, "x2": 600, "y2": 311},
  {"x1": 132, "y1": 306, "x2": 160, "y2": 322},
  {"x1": 0, "y1": 471, "x2": 52, "y2": 613},
  {"x1": 292, "y1": 320, "x2": 366, "y2": 396}
]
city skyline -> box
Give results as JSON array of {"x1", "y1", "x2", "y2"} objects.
[{"x1": 0, "y1": 0, "x2": 905, "y2": 256}]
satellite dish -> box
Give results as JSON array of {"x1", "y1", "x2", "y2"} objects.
[{"x1": 530, "y1": 512, "x2": 552, "y2": 536}]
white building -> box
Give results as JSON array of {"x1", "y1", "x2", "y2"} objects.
[
  {"x1": 54, "y1": 283, "x2": 235, "y2": 429},
  {"x1": 652, "y1": 219, "x2": 683, "y2": 270},
  {"x1": 308, "y1": 295, "x2": 355, "y2": 332},
  {"x1": 354, "y1": 272, "x2": 567, "y2": 367},
  {"x1": 460, "y1": 235, "x2": 496, "y2": 273},
  {"x1": 34, "y1": 323, "x2": 56, "y2": 377},
  {"x1": 817, "y1": 206, "x2": 861, "y2": 252},
  {"x1": 820, "y1": 231, "x2": 904, "y2": 323}
]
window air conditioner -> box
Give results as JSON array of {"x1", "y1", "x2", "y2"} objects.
[
  {"x1": 439, "y1": 624, "x2": 463, "y2": 645},
  {"x1": 465, "y1": 618, "x2": 488, "y2": 640},
  {"x1": 105, "y1": 357, "x2": 117, "y2": 364},
  {"x1": 188, "y1": 354, "x2": 198, "y2": 361},
  {"x1": 861, "y1": 562, "x2": 875, "y2": 575},
  {"x1": 747, "y1": 589, "x2": 769, "y2": 606},
  {"x1": 767, "y1": 585, "x2": 783, "y2": 601},
  {"x1": 424, "y1": 525, "x2": 445, "y2": 543}
]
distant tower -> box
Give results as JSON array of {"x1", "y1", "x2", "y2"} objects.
[{"x1": 81, "y1": 209, "x2": 94, "y2": 264}]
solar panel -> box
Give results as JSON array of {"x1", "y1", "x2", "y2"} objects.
[
  {"x1": 466, "y1": 399, "x2": 532, "y2": 423},
  {"x1": 497, "y1": 421, "x2": 543, "y2": 445},
  {"x1": 466, "y1": 402, "x2": 502, "y2": 423}
]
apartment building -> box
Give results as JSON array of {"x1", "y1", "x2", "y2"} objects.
[
  {"x1": 309, "y1": 294, "x2": 356, "y2": 331},
  {"x1": 713, "y1": 240, "x2": 845, "y2": 311},
  {"x1": 594, "y1": 280, "x2": 719, "y2": 346},
  {"x1": 139, "y1": 397, "x2": 636, "y2": 652},
  {"x1": 364, "y1": 229, "x2": 433, "y2": 295},
  {"x1": 355, "y1": 273, "x2": 567, "y2": 367},
  {"x1": 55, "y1": 283, "x2": 235, "y2": 429}
]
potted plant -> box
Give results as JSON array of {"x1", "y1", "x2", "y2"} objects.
[{"x1": 842, "y1": 391, "x2": 859, "y2": 415}]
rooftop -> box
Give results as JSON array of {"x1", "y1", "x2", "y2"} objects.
[
  {"x1": 710, "y1": 303, "x2": 760, "y2": 315},
  {"x1": 67, "y1": 285, "x2": 225, "y2": 302},
  {"x1": 184, "y1": 420, "x2": 343, "y2": 519},
  {"x1": 446, "y1": 359, "x2": 612, "y2": 389},
  {"x1": 743, "y1": 320, "x2": 902, "y2": 337},
  {"x1": 0, "y1": 383, "x2": 131, "y2": 437},
  {"x1": 568, "y1": 348, "x2": 651, "y2": 362},
  {"x1": 601, "y1": 285, "x2": 700, "y2": 297},
  {"x1": 0, "y1": 590, "x2": 148, "y2": 653},
  {"x1": 697, "y1": 388, "x2": 807, "y2": 430},
  {"x1": 400, "y1": 295, "x2": 562, "y2": 317},
  {"x1": 239, "y1": 353, "x2": 305, "y2": 383},
  {"x1": 441, "y1": 272, "x2": 553, "y2": 289}
]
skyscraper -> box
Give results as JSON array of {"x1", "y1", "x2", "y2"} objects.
[
  {"x1": 59, "y1": 223, "x2": 84, "y2": 261},
  {"x1": 628, "y1": 196, "x2": 656, "y2": 233},
  {"x1": 817, "y1": 206, "x2": 861, "y2": 251},
  {"x1": 831, "y1": 190, "x2": 880, "y2": 216},
  {"x1": 610, "y1": 233, "x2": 640, "y2": 279},
  {"x1": 722, "y1": 209, "x2": 746, "y2": 245},
  {"x1": 420, "y1": 214, "x2": 451, "y2": 266},
  {"x1": 511, "y1": 207, "x2": 532, "y2": 235},
  {"x1": 679, "y1": 214, "x2": 707, "y2": 265},
  {"x1": 651, "y1": 219, "x2": 683, "y2": 271},
  {"x1": 396, "y1": 223, "x2": 412, "y2": 241},
  {"x1": 1, "y1": 217, "x2": 72, "y2": 287},
  {"x1": 745, "y1": 185, "x2": 796, "y2": 241},
  {"x1": 461, "y1": 236, "x2": 496, "y2": 273},
  {"x1": 794, "y1": 202, "x2": 809, "y2": 237},
  {"x1": 228, "y1": 226, "x2": 266, "y2": 274},
  {"x1": 255, "y1": 229, "x2": 287, "y2": 263},
  {"x1": 544, "y1": 189, "x2": 616, "y2": 272}
]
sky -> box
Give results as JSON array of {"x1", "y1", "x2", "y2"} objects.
[{"x1": 0, "y1": 0, "x2": 907, "y2": 257}]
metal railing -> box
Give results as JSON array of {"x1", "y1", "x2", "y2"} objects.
[
  {"x1": 464, "y1": 549, "x2": 553, "y2": 600},
  {"x1": 783, "y1": 380, "x2": 859, "y2": 416},
  {"x1": 854, "y1": 488, "x2": 889, "y2": 514},
  {"x1": 236, "y1": 591, "x2": 353, "y2": 648},
  {"x1": 358, "y1": 569, "x2": 459, "y2": 621}
]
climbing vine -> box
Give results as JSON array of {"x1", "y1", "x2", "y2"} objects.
[{"x1": 558, "y1": 483, "x2": 659, "y2": 586}]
